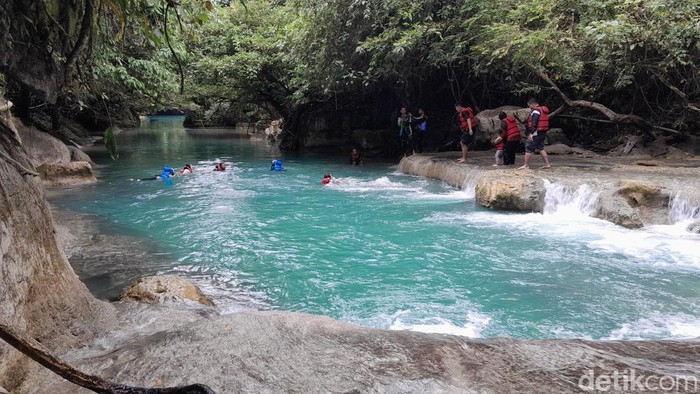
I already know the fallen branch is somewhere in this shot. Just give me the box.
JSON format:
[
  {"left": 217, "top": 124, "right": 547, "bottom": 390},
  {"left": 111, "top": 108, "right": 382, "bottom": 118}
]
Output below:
[
  {"left": 0, "top": 322, "right": 215, "bottom": 394},
  {"left": 555, "top": 115, "right": 681, "bottom": 135},
  {"left": 535, "top": 70, "right": 658, "bottom": 140}
]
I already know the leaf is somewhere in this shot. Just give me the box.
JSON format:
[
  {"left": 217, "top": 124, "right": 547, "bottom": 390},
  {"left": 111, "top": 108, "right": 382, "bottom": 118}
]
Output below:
[{"left": 104, "top": 127, "right": 118, "bottom": 160}]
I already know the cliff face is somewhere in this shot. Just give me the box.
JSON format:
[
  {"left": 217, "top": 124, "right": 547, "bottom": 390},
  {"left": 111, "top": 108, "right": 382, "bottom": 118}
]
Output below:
[{"left": 0, "top": 119, "right": 115, "bottom": 389}]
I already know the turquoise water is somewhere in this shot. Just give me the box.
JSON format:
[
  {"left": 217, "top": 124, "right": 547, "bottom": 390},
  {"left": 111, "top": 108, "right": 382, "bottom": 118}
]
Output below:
[{"left": 50, "top": 118, "right": 700, "bottom": 340}]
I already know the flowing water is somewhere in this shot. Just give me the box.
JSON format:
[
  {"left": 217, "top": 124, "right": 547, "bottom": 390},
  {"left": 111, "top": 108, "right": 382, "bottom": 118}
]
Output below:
[{"left": 49, "top": 117, "right": 700, "bottom": 341}]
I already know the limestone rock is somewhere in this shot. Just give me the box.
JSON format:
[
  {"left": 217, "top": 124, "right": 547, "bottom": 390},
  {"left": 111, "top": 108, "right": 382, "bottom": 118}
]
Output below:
[
  {"left": 594, "top": 190, "right": 644, "bottom": 228},
  {"left": 16, "top": 120, "right": 71, "bottom": 167},
  {"left": 120, "top": 275, "right": 215, "bottom": 306},
  {"left": 0, "top": 126, "right": 116, "bottom": 388},
  {"left": 265, "top": 119, "right": 284, "bottom": 142},
  {"left": 546, "top": 128, "right": 570, "bottom": 145},
  {"left": 545, "top": 143, "right": 574, "bottom": 155},
  {"left": 687, "top": 221, "right": 700, "bottom": 234},
  {"left": 616, "top": 180, "right": 666, "bottom": 208},
  {"left": 476, "top": 173, "right": 546, "bottom": 212},
  {"left": 593, "top": 181, "right": 669, "bottom": 228},
  {"left": 68, "top": 145, "right": 93, "bottom": 163},
  {"left": 37, "top": 161, "right": 96, "bottom": 186},
  {"left": 475, "top": 106, "right": 529, "bottom": 146}
]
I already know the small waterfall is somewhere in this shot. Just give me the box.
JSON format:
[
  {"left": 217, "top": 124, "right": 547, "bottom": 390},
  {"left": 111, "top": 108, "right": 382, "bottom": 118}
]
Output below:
[
  {"left": 543, "top": 181, "right": 600, "bottom": 216},
  {"left": 668, "top": 193, "right": 700, "bottom": 224},
  {"left": 460, "top": 167, "right": 483, "bottom": 198}
]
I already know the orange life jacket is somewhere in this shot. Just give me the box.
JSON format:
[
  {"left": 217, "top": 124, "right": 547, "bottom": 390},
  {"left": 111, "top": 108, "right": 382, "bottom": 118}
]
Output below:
[
  {"left": 527, "top": 106, "right": 549, "bottom": 132},
  {"left": 459, "top": 108, "right": 475, "bottom": 131},
  {"left": 503, "top": 116, "right": 522, "bottom": 141}
]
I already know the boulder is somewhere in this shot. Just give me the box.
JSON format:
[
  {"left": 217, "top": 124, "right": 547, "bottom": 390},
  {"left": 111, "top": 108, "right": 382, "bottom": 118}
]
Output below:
[
  {"left": 36, "top": 161, "right": 96, "bottom": 186},
  {"left": 687, "top": 221, "right": 700, "bottom": 234},
  {"left": 544, "top": 143, "right": 574, "bottom": 155},
  {"left": 546, "top": 128, "right": 570, "bottom": 145},
  {"left": 594, "top": 190, "right": 644, "bottom": 229},
  {"left": 616, "top": 180, "right": 666, "bottom": 208},
  {"left": 475, "top": 172, "right": 546, "bottom": 212},
  {"left": 16, "top": 120, "right": 71, "bottom": 167},
  {"left": 593, "top": 180, "right": 670, "bottom": 228},
  {"left": 68, "top": 145, "right": 93, "bottom": 163},
  {"left": 475, "top": 106, "right": 530, "bottom": 146},
  {"left": 647, "top": 138, "right": 669, "bottom": 157},
  {"left": 265, "top": 118, "right": 284, "bottom": 142},
  {"left": 120, "top": 275, "right": 215, "bottom": 306}
]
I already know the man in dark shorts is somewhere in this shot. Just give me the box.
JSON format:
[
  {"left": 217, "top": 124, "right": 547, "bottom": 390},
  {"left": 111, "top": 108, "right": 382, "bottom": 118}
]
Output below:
[
  {"left": 519, "top": 98, "right": 552, "bottom": 169},
  {"left": 455, "top": 103, "right": 475, "bottom": 163}
]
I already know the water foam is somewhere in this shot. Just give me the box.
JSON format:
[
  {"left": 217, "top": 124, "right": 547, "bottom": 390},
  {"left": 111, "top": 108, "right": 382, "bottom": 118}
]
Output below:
[
  {"left": 389, "top": 311, "right": 492, "bottom": 338},
  {"left": 668, "top": 193, "right": 700, "bottom": 224},
  {"left": 543, "top": 181, "right": 600, "bottom": 216},
  {"left": 460, "top": 167, "right": 484, "bottom": 199},
  {"left": 605, "top": 313, "right": 700, "bottom": 340}
]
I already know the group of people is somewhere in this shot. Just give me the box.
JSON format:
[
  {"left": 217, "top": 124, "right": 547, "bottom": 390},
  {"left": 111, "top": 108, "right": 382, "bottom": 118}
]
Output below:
[
  {"left": 453, "top": 98, "right": 551, "bottom": 169},
  {"left": 398, "top": 107, "right": 428, "bottom": 156},
  {"left": 398, "top": 98, "right": 551, "bottom": 169}
]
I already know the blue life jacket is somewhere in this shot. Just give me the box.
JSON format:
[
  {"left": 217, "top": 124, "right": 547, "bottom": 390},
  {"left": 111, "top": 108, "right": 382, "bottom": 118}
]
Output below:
[
  {"left": 270, "top": 160, "right": 285, "bottom": 171},
  {"left": 160, "top": 166, "right": 175, "bottom": 179}
]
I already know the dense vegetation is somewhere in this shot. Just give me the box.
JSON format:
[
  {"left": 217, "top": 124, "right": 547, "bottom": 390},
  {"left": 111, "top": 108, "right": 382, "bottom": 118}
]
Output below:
[{"left": 2, "top": 0, "right": 699, "bottom": 150}]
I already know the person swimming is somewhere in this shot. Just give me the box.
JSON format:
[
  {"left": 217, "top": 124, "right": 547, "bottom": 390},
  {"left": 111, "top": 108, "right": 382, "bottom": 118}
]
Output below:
[
  {"left": 130, "top": 166, "right": 175, "bottom": 181},
  {"left": 270, "top": 159, "right": 285, "bottom": 171},
  {"left": 213, "top": 162, "right": 227, "bottom": 171},
  {"left": 157, "top": 166, "right": 175, "bottom": 179},
  {"left": 179, "top": 164, "right": 193, "bottom": 175},
  {"left": 321, "top": 173, "right": 333, "bottom": 185}
]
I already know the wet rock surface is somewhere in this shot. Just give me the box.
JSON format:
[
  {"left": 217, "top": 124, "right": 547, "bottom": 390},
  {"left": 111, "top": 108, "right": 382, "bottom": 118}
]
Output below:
[
  {"left": 37, "top": 161, "right": 96, "bottom": 186},
  {"left": 24, "top": 307, "right": 700, "bottom": 393},
  {"left": 120, "top": 275, "right": 215, "bottom": 306},
  {"left": 399, "top": 152, "right": 700, "bottom": 228},
  {"left": 16, "top": 119, "right": 71, "bottom": 167},
  {"left": 0, "top": 131, "right": 116, "bottom": 389},
  {"left": 476, "top": 172, "right": 545, "bottom": 212}
]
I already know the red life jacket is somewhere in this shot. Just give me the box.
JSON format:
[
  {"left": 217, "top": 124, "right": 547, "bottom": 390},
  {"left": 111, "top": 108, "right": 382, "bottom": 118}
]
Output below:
[
  {"left": 459, "top": 108, "right": 475, "bottom": 131},
  {"left": 527, "top": 106, "right": 550, "bottom": 132},
  {"left": 322, "top": 177, "right": 331, "bottom": 185},
  {"left": 503, "top": 116, "right": 522, "bottom": 141}
]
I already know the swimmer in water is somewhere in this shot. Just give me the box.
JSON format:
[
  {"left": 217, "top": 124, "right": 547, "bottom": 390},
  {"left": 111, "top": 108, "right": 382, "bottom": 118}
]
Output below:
[{"left": 179, "top": 164, "right": 193, "bottom": 175}]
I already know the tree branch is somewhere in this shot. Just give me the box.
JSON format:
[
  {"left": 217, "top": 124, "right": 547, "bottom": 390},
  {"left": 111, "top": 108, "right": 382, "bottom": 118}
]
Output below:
[
  {"left": 653, "top": 71, "right": 700, "bottom": 114},
  {"left": 164, "top": 3, "right": 185, "bottom": 95},
  {"left": 64, "top": 0, "right": 96, "bottom": 83},
  {"left": 535, "top": 70, "right": 658, "bottom": 139}
]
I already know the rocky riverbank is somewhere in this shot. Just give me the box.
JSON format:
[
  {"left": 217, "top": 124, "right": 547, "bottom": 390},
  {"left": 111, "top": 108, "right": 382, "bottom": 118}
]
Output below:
[
  {"left": 399, "top": 151, "right": 700, "bottom": 229},
  {"left": 19, "top": 173, "right": 699, "bottom": 393},
  {"left": 2, "top": 117, "right": 699, "bottom": 392}
]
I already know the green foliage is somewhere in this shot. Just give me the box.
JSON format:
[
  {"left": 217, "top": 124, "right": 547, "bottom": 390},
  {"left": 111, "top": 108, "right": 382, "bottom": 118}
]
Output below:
[{"left": 104, "top": 127, "right": 119, "bottom": 160}]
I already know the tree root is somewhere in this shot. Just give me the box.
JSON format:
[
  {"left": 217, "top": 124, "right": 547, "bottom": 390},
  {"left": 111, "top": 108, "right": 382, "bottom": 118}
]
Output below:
[{"left": 0, "top": 322, "right": 216, "bottom": 393}]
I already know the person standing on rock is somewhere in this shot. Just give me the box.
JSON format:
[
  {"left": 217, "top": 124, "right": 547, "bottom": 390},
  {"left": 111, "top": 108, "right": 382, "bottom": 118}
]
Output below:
[
  {"left": 413, "top": 108, "right": 428, "bottom": 153},
  {"left": 519, "top": 99, "right": 551, "bottom": 170},
  {"left": 455, "top": 103, "right": 475, "bottom": 163},
  {"left": 398, "top": 107, "right": 414, "bottom": 157},
  {"left": 496, "top": 112, "right": 522, "bottom": 166}
]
